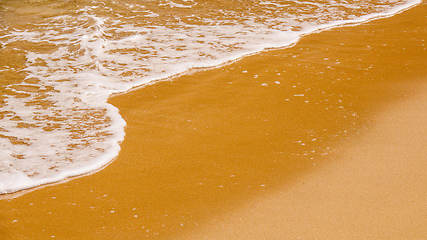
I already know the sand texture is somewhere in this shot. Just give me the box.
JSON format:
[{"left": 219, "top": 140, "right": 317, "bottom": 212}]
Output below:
[
  {"left": 179, "top": 83, "right": 427, "bottom": 239},
  {"left": 1, "top": 2, "right": 426, "bottom": 240}
]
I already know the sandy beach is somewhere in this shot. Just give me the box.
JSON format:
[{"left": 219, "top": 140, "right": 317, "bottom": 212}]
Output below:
[
  {"left": 178, "top": 83, "right": 427, "bottom": 239},
  {"left": 1, "top": 2, "right": 426, "bottom": 240}
]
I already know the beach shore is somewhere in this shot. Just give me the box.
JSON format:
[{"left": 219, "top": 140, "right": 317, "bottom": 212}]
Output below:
[
  {"left": 177, "top": 82, "right": 427, "bottom": 239},
  {"left": 1, "top": 2, "right": 426, "bottom": 239}
]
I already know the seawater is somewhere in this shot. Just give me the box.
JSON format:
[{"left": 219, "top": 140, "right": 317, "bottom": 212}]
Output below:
[{"left": 0, "top": 0, "right": 420, "bottom": 194}]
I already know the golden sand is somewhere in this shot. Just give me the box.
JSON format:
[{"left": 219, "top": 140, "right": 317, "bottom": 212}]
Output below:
[
  {"left": 1, "top": 3, "right": 426, "bottom": 239},
  {"left": 178, "top": 83, "right": 427, "bottom": 239}
]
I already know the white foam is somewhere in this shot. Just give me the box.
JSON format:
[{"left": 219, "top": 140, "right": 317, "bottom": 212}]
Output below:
[{"left": 0, "top": 0, "right": 421, "bottom": 194}]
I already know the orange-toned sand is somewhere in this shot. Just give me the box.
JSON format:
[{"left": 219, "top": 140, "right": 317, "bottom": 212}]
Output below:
[
  {"left": 1, "top": 3, "right": 426, "bottom": 240},
  {"left": 178, "top": 84, "right": 427, "bottom": 239}
]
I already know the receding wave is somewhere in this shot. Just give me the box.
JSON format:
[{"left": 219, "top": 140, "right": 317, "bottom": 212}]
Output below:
[{"left": 0, "top": 0, "right": 421, "bottom": 194}]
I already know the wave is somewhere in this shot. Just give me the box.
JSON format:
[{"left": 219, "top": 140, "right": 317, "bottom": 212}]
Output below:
[{"left": 0, "top": 0, "right": 421, "bottom": 194}]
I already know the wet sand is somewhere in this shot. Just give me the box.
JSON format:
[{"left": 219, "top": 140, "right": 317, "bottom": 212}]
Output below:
[
  {"left": 179, "top": 83, "right": 427, "bottom": 239},
  {"left": 1, "top": 2, "right": 426, "bottom": 240}
]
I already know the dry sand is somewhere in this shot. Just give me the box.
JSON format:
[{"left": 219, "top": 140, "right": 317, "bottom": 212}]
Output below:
[{"left": 1, "top": 2, "right": 426, "bottom": 240}]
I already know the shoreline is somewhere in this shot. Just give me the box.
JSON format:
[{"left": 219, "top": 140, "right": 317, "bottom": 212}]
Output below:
[
  {"left": 1, "top": 2, "right": 426, "bottom": 239},
  {"left": 111, "top": 0, "right": 421, "bottom": 99},
  {"left": 0, "top": 0, "right": 421, "bottom": 196}
]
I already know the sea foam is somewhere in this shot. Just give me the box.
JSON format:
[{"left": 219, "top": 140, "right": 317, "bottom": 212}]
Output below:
[{"left": 0, "top": 0, "right": 421, "bottom": 194}]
